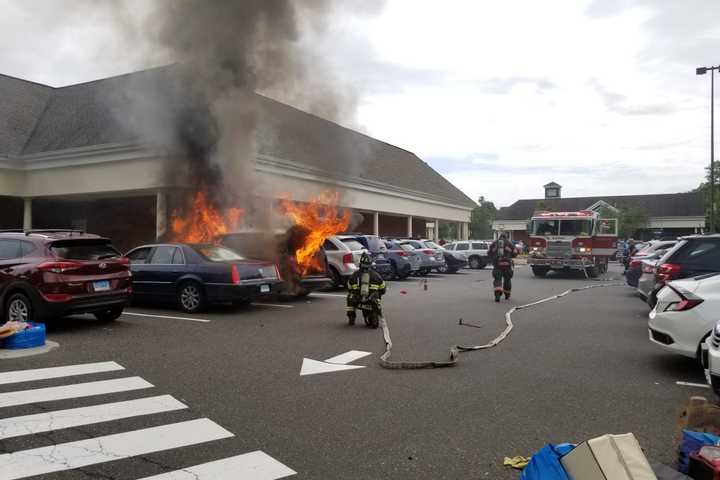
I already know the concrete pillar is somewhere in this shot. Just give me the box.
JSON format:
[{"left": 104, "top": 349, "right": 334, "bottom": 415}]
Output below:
[
  {"left": 373, "top": 211, "right": 380, "bottom": 236},
  {"left": 434, "top": 218, "right": 440, "bottom": 242},
  {"left": 156, "top": 191, "right": 167, "bottom": 240},
  {"left": 23, "top": 198, "right": 32, "bottom": 230},
  {"left": 463, "top": 222, "right": 470, "bottom": 240},
  {"left": 407, "top": 216, "right": 413, "bottom": 238}
]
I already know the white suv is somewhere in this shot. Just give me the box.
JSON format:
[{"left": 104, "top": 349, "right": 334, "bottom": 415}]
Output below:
[
  {"left": 322, "top": 235, "right": 366, "bottom": 287},
  {"left": 444, "top": 240, "right": 491, "bottom": 269}
]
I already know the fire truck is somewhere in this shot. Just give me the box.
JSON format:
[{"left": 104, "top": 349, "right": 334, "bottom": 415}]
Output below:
[{"left": 526, "top": 210, "right": 618, "bottom": 277}]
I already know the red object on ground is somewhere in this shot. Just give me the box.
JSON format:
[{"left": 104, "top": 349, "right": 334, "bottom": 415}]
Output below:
[{"left": 400, "top": 290, "right": 407, "bottom": 294}]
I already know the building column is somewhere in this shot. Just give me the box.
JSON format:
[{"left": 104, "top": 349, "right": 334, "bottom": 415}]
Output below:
[
  {"left": 373, "top": 211, "right": 380, "bottom": 236},
  {"left": 156, "top": 191, "right": 167, "bottom": 240},
  {"left": 434, "top": 218, "right": 440, "bottom": 242},
  {"left": 23, "top": 198, "right": 32, "bottom": 230},
  {"left": 407, "top": 216, "right": 413, "bottom": 238},
  {"left": 463, "top": 222, "right": 470, "bottom": 240}
]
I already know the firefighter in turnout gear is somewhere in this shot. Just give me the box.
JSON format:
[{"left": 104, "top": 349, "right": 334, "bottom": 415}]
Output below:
[
  {"left": 346, "top": 252, "right": 386, "bottom": 328},
  {"left": 488, "top": 233, "right": 517, "bottom": 302}
]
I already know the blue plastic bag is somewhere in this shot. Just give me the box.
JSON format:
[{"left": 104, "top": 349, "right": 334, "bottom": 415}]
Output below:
[
  {"left": 520, "top": 443, "right": 575, "bottom": 480},
  {"left": 678, "top": 430, "right": 720, "bottom": 474}
]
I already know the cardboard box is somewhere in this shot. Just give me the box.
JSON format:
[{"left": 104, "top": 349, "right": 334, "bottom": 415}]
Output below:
[{"left": 561, "top": 433, "right": 657, "bottom": 480}]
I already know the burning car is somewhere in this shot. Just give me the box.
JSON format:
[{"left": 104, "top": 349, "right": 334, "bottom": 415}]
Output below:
[{"left": 219, "top": 227, "right": 332, "bottom": 297}]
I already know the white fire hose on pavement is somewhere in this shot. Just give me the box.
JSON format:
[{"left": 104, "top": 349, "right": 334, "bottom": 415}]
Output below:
[{"left": 378, "top": 273, "right": 625, "bottom": 370}]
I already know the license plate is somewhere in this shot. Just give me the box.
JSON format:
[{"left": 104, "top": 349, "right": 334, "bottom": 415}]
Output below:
[
  {"left": 411, "top": 265, "right": 420, "bottom": 271},
  {"left": 260, "top": 284, "right": 270, "bottom": 293},
  {"left": 376, "top": 254, "right": 385, "bottom": 259},
  {"left": 93, "top": 280, "right": 110, "bottom": 292}
]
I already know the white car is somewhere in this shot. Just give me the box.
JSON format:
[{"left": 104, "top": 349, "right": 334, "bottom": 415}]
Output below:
[
  {"left": 648, "top": 273, "right": 720, "bottom": 361},
  {"left": 322, "top": 235, "right": 365, "bottom": 287},
  {"left": 444, "top": 240, "right": 491, "bottom": 269},
  {"left": 704, "top": 322, "right": 720, "bottom": 396}
]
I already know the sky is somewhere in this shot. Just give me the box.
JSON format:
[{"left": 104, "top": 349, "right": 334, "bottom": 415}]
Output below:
[{"left": 1, "top": 0, "right": 719, "bottom": 207}]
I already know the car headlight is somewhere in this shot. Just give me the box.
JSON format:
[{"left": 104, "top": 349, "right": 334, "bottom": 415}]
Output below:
[
  {"left": 532, "top": 247, "right": 539, "bottom": 251},
  {"left": 714, "top": 322, "right": 720, "bottom": 337},
  {"left": 577, "top": 247, "right": 592, "bottom": 253}
]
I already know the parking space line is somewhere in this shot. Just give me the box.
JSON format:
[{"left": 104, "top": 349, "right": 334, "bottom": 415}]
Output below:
[
  {"left": 676, "top": 381, "right": 711, "bottom": 389},
  {"left": 0, "top": 395, "right": 187, "bottom": 440},
  {"left": 0, "top": 361, "right": 124, "bottom": 386},
  {"left": 136, "top": 451, "right": 297, "bottom": 480},
  {"left": 0, "top": 377, "right": 153, "bottom": 408},
  {"left": 309, "top": 292, "right": 346, "bottom": 298},
  {"left": 0, "top": 418, "right": 234, "bottom": 480},
  {"left": 250, "top": 303, "right": 295, "bottom": 309},
  {"left": 123, "top": 311, "right": 211, "bottom": 323}
]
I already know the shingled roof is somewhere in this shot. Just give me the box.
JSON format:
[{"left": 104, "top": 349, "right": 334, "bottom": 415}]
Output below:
[
  {"left": 496, "top": 191, "right": 704, "bottom": 220},
  {"left": 0, "top": 67, "right": 476, "bottom": 208}
]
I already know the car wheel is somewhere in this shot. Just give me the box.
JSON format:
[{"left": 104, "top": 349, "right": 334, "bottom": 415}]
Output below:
[
  {"left": 469, "top": 256, "right": 481, "bottom": 269},
  {"left": 390, "top": 261, "right": 400, "bottom": 280},
  {"left": 447, "top": 267, "right": 459, "bottom": 274},
  {"left": 177, "top": 282, "right": 206, "bottom": 313},
  {"left": 329, "top": 266, "right": 342, "bottom": 288},
  {"left": 5, "top": 292, "right": 32, "bottom": 322},
  {"left": 437, "top": 263, "right": 448, "bottom": 273},
  {"left": 531, "top": 266, "right": 550, "bottom": 277},
  {"left": 93, "top": 307, "right": 124, "bottom": 322}
]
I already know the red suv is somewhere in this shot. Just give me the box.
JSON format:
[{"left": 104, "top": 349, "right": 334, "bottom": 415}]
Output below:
[{"left": 0, "top": 230, "right": 131, "bottom": 322}]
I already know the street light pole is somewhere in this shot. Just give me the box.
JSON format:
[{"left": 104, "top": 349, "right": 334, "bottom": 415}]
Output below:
[{"left": 697, "top": 65, "right": 719, "bottom": 233}]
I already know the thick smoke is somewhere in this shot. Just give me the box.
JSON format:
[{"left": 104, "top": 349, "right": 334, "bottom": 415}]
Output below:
[{"left": 116, "top": 0, "right": 383, "bottom": 231}]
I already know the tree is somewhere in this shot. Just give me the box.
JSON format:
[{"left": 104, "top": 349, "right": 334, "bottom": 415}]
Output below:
[
  {"left": 469, "top": 196, "right": 497, "bottom": 239},
  {"left": 597, "top": 205, "right": 648, "bottom": 239},
  {"left": 693, "top": 163, "right": 720, "bottom": 232}
]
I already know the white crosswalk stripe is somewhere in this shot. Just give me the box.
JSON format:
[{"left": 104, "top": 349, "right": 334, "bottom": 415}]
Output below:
[
  {"left": 0, "top": 362, "right": 297, "bottom": 480},
  {"left": 0, "top": 376, "right": 153, "bottom": 408},
  {"left": 136, "top": 451, "right": 297, "bottom": 480},
  {"left": 0, "top": 361, "right": 124, "bottom": 385},
  {"left": 0, "top": 395, "right": 187, "bottom": 440}
]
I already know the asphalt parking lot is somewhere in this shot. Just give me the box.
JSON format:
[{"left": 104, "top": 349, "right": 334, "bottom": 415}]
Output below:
[{"left": 0, "top": 263, "right": 710, "bottom": 479}]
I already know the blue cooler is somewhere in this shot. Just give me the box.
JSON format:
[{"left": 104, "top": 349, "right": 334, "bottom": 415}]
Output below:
[{"left": 0, "top": 323, "right": 46, "bottom": 349}]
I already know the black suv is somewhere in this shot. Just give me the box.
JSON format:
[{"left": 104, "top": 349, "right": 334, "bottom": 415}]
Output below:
[
  {"left": 648, "top": 234, "right": 720, "bottom": 307},
  {"left": 0, "top": 230, "right": 131, "bottom": 322}
]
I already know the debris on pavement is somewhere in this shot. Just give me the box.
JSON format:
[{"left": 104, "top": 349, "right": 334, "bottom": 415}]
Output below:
[
  {"left": 0, "top": 322, "right": 46, "bottom": 349},
  {"left": 503, "top": 455, "right": 531, "bottom": 469}
]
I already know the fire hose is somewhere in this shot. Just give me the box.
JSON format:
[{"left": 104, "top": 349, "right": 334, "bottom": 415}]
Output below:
[{"left": 378, "top": 280, "right": 625, "bottom": 370}]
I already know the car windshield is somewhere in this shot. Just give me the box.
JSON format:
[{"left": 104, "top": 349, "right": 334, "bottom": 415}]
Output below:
[
  {"left": 194, "top": 245, "right": 245, "bottom": 262},
  {"left": 424, "top": 241, "right": 441, "bottom": 249},
  {"left": 341, "top": 239, "right": 365, "bottom": 251},
  {"left": 50, "top": 239, "right": 121, "bottom": 260},
  {"left": 399, "top": 244, "right": 415, "bottom": 252}
]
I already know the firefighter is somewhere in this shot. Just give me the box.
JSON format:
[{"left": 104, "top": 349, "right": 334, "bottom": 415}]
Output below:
[
  {"left": 346, "top": 252, "right": 386, "bottom": 328},
  {"left": 488, "top": 233, "right": 517, "bottom": 302}
]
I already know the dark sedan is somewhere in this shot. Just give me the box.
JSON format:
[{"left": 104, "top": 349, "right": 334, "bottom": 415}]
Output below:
[{"left": 126, "top": 243, "right": 282, "bottom": 313}]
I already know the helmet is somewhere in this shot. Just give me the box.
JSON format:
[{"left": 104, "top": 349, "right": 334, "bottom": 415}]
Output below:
[
  {"left": 359, "top": 252, "right": 373, "bottom": 270},
  {"left": 499, "top": 232, "right": 508, "bottom": 240}
]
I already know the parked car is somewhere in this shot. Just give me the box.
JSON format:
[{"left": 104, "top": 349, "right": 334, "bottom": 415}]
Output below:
[
  {"left": 637, "top": 256, "right": 664, "bottom": 301},
  {"left": 648, "top": 272, "right": 720, "bottom": 362},
  {"left": 351, "top": 235, "right": 394, "bottom": 279},
  {"left": 220, "top": 228, "right": 331, "bottom": 297},
  {"left": 626, "top": 247, "right": 672, "bottom": 288},
  {"left": 437, "top": 246, "right": 467, "bottom": 274},
  {"left": 646, "top": 234, "right": 720, "bottom": 308},
  {"left": 322, "top": 235, "right": 360, "bottom": 287},
  {"left": 126, "top": 243, "right": 282, "bottom": 313},
  {"left": 383, "top": 240, "right": 422, "bottom": 279},
  {"left": 704, "top": 319, "right": 720, "bottom": 395},
  {"left": 0, "top": 229, "right": 131, "bottom": 322},
  {"left": 444, "top": 240, "right": 490, "bottom": 269},
  {"left": 397, "top": 239, "right": 444, "bottom": 275}
]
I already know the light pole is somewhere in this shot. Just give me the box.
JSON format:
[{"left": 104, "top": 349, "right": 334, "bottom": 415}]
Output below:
[{"left": 697, "top": 65, "right": 719, "bottom": 233}]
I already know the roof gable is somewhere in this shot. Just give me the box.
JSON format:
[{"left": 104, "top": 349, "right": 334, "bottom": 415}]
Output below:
[{"left": 0, "top": 74, "right": 53, "bottom": 156}]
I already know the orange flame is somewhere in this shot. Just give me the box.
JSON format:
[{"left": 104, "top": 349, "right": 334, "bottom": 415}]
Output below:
[
  {"left": 170, "top": 187, "right": 243, "bottom": 244},
  {"left": 279, "top": 192, "right": 351, "bottom": 275}
]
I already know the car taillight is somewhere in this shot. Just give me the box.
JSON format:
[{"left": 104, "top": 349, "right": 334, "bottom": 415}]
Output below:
[
  {"left": 665, "top": 285, "right": 704, "bottom": 312},
  {"left": 630, "top": 259, "right": 641, "bottom": 268},
  {"left": 117, "top": 257, "right": 130, "bottom": 266},
  {"left": 422, "top": 249, "right": 434, "bottom": 255},
  {"left": 397, "top": 251, "right": 407, "bottom": 257},
  {"left": 656, "top": 263, "right": 682, "bottom": 283},
  {"left": 642, "top": 264, "right": 654, "bottom": 274},
  {"left": 38, "top": 261, "right": 82, "bottom": 274},
  {"left": 342, "top": 253, "right": 353, "bottom": 264},
  {"left": 275, "top": 265, "right": 282, "bottom": 281},
  {"left": 231, "top": 265, "right": 241, "bottom": 284}
]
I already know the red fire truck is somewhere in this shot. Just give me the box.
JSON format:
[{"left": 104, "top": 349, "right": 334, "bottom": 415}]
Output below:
[{"left": 526, "top": 210, "right": 618, "bottom": 277}]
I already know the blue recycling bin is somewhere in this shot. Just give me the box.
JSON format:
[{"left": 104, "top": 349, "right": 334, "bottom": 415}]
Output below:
[{"left": 0, "top": 323, "right": 46, "bottom": 349}]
